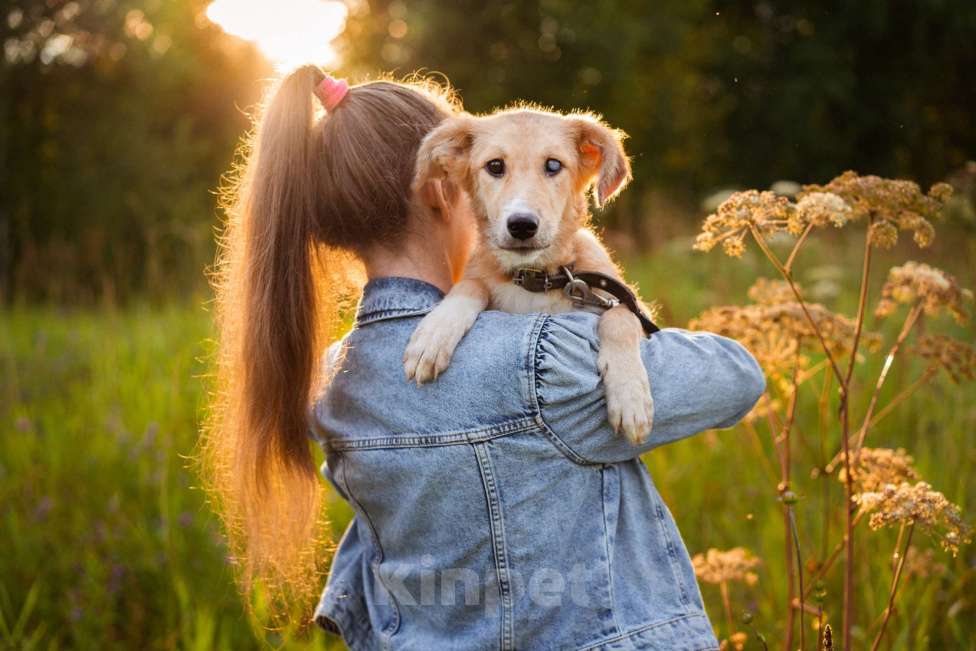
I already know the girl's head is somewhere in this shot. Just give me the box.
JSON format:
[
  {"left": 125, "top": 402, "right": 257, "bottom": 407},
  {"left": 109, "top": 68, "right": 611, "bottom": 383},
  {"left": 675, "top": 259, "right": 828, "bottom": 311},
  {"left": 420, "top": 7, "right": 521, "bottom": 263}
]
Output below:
[{"left": 204, "top": 66, "right": 461, "bottom": 614}]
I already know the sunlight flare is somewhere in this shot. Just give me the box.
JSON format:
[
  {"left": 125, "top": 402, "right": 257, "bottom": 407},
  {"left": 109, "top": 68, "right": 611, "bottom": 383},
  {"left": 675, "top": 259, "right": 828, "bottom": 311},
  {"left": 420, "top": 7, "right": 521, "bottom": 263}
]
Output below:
[{"left": 206, "top": 0, "right": 348, "bottom": 69}]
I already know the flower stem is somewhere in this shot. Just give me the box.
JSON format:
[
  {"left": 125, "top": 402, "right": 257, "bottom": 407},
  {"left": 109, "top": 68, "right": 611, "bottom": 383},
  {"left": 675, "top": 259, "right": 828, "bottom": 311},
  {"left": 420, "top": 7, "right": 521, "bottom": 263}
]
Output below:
[
  {"left": 866, "top": 366, "right": 938, "bottom": 430},
  {"left": 780, "top": 355, "right": 801, "bottom": 651},
  {"left": 720, "top": 580, "right": 735, "bottom": 641},
  {"left": 788, "top": 505, "right": 806, "bottom": 651},
  {"left": 852, "top": 302, "right": 924, "bottom": 454},
  {"left": 870, "top": 523, "right": 915, "bottom": 651},
  {"left": 784, "top": 222, "right": 815, "bottom": 273},
  {"left": 803, "top": 510, "right": 865, "bottom": 600},
  {"left": 839, "top": 216, "right": 875, "bottom": 651},
  {"left": 748, "top": 225, "right": 845, "bottom": 386},
  {"left": 818, "top": 370, "right": 834, "bottom": 565}
]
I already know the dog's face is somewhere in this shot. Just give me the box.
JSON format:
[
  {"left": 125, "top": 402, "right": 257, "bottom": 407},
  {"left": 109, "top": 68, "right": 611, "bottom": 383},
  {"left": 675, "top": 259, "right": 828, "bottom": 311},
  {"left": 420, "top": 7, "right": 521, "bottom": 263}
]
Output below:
[{"left": 414, "top": 109, "right": 631, "bottom": 271}]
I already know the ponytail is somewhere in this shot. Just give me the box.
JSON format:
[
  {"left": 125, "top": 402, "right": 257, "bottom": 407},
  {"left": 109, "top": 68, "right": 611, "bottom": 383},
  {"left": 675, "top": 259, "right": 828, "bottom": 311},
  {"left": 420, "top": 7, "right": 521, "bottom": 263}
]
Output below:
[
  {"left": 202, "top": 67, "right": 460, "bottom": 620},
  {"left": 204, "top": 65, "right": 339, "bottom": 616}
]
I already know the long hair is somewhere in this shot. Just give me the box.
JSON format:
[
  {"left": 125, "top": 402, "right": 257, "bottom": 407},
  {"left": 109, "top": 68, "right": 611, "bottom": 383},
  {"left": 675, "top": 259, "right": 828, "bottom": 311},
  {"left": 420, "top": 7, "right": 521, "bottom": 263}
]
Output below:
[{"left": 202, "top": 66, "right": 458, "bottom": 617}]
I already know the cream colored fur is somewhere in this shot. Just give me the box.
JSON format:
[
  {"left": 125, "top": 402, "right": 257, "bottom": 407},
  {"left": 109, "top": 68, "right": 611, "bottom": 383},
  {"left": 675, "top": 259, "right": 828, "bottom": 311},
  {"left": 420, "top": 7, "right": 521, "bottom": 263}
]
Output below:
[{"left": 403, "top": 108, "right": 654, "bottom": 443}]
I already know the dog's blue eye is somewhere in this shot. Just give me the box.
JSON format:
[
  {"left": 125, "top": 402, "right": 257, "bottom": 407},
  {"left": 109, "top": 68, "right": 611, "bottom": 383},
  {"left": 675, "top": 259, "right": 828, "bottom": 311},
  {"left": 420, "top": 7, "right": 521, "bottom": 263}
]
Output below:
[
  {"left": 485, "top": 159, "right": 505, "bottom": 177},
  {"left": 545, "top": 158, "right": 562, "bottom": 176}
]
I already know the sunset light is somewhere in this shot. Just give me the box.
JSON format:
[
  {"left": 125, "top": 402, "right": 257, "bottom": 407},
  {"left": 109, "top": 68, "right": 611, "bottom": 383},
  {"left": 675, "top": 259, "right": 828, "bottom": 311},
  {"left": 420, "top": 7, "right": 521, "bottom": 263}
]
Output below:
[{"left": 205, "top": 0, "right": 348, "bottom": 69}]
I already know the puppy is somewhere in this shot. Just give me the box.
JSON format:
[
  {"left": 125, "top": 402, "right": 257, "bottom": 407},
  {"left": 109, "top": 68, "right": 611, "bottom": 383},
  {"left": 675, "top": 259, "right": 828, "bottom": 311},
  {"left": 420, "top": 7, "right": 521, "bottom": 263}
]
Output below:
[{"left": 403, "top": 107, "right": 654, "bottom": 443}]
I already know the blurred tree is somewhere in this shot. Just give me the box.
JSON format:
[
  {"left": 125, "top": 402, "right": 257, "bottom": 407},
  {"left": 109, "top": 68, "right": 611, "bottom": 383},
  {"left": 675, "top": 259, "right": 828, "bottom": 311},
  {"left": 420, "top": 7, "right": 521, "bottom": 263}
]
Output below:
[
  {"left": 337, "top": 0, "right": 976, "bottom": 224},
  {"left": 0, "top": 0, "right": 268, "bottom": 302},
  {"left": 1, "top": 0, "right": 973, "bottom": 302}
]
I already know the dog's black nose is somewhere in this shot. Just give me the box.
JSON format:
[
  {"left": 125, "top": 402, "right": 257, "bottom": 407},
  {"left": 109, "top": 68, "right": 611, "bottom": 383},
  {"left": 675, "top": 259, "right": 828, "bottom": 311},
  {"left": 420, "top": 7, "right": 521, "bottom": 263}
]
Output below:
[{"left": 506, "top": 213, "right": 539, "bottom": 240}]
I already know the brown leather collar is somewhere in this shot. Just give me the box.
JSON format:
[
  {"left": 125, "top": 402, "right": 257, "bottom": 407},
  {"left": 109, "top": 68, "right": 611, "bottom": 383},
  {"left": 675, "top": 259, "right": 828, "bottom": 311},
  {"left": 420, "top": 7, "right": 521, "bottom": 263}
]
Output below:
[
  {"left": 512, "top": 267, "right": 573, "bottom": 292},
  {"left": 512, "top": 266, "right": 659, "bottom": 336}
]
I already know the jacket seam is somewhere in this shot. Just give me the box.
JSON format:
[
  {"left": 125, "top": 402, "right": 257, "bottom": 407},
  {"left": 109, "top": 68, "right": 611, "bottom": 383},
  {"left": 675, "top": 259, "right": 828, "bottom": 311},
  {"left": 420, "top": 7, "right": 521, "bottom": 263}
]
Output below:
[
  {"left": 600, "top": 466, "right": 623, "bottom": 638},
  {"left": 576, "top": 612, "right": 714, "bottom": 651},
  {"left": 338, "top": 456, "right": 401, "bottom": 645},
  {"left": 528, "top": 315, "right": 597, "bottom": 466},
  {"left": 473, "top": 442, "right": 515, "bottom": 651},
  {"left": 655, "top": 500, "right": 691, "bottom": 606},
  {"left": 357, "top": 306, "right": 435, "bottom": 326},
  {"left": 326, "top": 417, "right": 537, "bottom": 451}
]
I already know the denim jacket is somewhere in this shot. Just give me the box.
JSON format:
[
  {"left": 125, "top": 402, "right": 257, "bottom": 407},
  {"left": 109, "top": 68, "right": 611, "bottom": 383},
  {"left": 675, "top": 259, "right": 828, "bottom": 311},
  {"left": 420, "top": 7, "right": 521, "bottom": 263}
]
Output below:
[{"left": 310, "top": 277, "right": 765, "bottom": 651}]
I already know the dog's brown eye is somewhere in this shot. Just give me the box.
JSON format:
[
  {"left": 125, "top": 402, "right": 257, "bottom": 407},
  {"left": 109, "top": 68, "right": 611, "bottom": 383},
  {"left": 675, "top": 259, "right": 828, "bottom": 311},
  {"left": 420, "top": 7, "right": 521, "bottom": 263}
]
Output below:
[
  {"left": 545, "top": 158, "right": 563, "bottom": 176},
  {"left": 485, "top": 159, "right": 505, "bottom": 177}
]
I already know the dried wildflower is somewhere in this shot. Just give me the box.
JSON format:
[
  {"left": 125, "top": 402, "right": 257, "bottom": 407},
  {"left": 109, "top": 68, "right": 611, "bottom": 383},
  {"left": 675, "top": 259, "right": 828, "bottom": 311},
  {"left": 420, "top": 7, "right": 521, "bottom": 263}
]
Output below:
[
  {"left": 747, "top": 277, "right": 796, "bottom": 305},
  {"left": 857, "top": 482, "right": 973, "bottom": 555},
  {"left": 839, "top": 448, "right": 920, "bottom": 493},
  {"left": 694, "top": 190, "right": 794, "bottom": 256},
  {"left": 903, "top": 546, "right": 947, "bottom": 579},
  {"left": 875, "top": 262, "right": 972, "bottom": 322},
  {"left": 691, "top": 279, "right": 880, "bottom": 378},
  {"left": 911, "top": 334, "right": 976, "bottom": 383},
  {"left": 929, "top": 182, "right": 954, "bottom": 203},
  {"left": 794, "top": 191, "right": 852, "bottom": 230},
  {"left": 692, "top": 547, "right": 761, "bottom": 585},
  {"left": 691, "top": 304, "right": 800, "bottom": 376},
  {"left": 801, "top": 171, "right": 951, "bottom": 249},
  {"left": 868, "top": 220, "right": 898, "bottom": 249}
]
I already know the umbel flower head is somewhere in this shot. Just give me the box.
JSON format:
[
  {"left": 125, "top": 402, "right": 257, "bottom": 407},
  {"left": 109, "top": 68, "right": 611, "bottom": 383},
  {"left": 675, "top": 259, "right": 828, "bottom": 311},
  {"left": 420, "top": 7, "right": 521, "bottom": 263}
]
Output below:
[
  {"left": 694, "top": 172, "right": 951, "bottom": 257},
  {"left": 800, "top": 171, "right": 952, "bottom": 249},
  {"left": 690, "top": 279, "right": 880, "bottom": 379},
  {"left": 694, "top": 190, "right": 795, "bottom": 257},
  {"left": 747, "top": 277, "right": 796, "bottom": 305},
  {"left": 788, "top": 191, "right": 852, "bottom": 233},
  {"left": 857, "top": 481, "right": 973, "bottom": 556},
  {"left": 875, "top": 262, "right": 972, "bottom": 323},
  {"left": 839, "top": 447, "right": 920, "bottom": 494},
  {"left": 692, "top": 547, "right": 761, "bottom": 585},
  {"left": 911, "top": 334, "right": 976, "bottom": 383}
]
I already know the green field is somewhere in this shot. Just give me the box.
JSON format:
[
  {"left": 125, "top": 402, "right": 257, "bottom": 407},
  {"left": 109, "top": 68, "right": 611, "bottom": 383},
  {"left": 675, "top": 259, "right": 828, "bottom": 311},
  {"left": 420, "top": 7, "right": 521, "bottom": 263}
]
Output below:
[{"left": 2, "top": 234, "right": 973, "bottom": 649}]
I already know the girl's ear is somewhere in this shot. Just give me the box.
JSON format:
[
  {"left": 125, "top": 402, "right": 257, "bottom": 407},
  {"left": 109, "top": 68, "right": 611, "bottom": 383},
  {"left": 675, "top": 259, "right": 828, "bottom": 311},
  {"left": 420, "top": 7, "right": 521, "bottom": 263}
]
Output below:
[
  {"left": 568, "top": 114, "right": 632, "bottom": 208},
  {"left": 420, "top": 178, "right": 455, "bottom": 222},
  {"left": 413, "top": 115, "right": 475, "bottom": 194}
]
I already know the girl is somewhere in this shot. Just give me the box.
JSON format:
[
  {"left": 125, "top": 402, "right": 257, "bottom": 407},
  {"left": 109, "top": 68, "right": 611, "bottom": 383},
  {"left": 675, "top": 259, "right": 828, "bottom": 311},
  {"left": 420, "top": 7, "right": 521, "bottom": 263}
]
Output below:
[{"left": 204, "top": 66, "right": 765, "bottom": 650}]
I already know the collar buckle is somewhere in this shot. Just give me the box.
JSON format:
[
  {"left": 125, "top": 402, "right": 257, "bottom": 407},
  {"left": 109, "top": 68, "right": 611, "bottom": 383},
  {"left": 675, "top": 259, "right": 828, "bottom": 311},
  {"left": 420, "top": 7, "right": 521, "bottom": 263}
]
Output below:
[
  {"left": 513, "top": 268, "right": 553, "bottom": 292},
  {"left": 562, "top": 266, "right": 618, "bottom": 310}
]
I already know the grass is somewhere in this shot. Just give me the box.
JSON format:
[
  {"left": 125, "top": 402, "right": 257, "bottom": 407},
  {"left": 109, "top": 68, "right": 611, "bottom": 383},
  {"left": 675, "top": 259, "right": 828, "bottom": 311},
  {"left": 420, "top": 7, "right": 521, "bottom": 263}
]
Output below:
[{"left": 1, "top": 230, "right": 973, "bottom": 649}]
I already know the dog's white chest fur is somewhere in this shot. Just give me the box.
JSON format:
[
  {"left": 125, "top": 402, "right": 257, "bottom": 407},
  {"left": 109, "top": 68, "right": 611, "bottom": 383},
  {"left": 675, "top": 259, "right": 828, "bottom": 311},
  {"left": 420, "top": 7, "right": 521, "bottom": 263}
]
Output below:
[{"left": 490, "top": 282, "right": 575, "bottom": 314}]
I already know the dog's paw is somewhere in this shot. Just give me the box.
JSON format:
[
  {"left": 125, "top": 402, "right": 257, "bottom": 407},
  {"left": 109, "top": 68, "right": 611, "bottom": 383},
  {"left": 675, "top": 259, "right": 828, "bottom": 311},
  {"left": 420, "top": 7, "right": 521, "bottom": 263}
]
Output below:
[
  {"left": 403, "top": 311, "right": 466, "bottom": 385},
  {"left": 599, "top": 349, "right": 654, "bottom": 445}
]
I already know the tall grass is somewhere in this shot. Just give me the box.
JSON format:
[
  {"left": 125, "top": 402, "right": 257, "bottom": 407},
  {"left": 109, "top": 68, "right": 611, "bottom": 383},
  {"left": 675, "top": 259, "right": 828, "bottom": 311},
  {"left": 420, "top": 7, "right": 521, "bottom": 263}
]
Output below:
[
  {"left": 0, "top": 305, "right": 340, "bottom": 649},
  {"left": 1, "top": 215, "right": 973, "bottom": 648}
]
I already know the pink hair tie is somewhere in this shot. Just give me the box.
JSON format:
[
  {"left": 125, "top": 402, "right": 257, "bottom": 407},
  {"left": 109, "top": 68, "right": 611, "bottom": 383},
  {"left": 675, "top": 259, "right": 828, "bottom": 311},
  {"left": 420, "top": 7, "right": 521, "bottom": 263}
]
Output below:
[{"left": 315, "top": 75, "right": 349, "bottom": 111}]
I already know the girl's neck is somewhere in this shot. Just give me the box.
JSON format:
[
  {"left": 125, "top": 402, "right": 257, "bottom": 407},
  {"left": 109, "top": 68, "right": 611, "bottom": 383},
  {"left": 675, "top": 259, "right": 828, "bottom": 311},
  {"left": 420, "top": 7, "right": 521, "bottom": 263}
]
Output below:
[{"left": 362, "top": 230, "right": 457, "bottom": 295}]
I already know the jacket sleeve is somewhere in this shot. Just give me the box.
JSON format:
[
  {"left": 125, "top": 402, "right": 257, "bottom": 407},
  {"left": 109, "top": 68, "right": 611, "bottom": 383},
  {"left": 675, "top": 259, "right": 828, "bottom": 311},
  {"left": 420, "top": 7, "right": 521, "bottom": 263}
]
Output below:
[{"left": 534, "top": 312, "right": 765, "bottom": 465}]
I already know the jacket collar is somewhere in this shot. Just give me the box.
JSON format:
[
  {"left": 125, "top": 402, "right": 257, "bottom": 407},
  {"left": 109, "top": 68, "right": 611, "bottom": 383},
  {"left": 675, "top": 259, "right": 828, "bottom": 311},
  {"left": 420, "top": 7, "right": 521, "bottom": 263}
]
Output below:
[{"left": 355, "top": 276, "right": 445, "bottom": 326}]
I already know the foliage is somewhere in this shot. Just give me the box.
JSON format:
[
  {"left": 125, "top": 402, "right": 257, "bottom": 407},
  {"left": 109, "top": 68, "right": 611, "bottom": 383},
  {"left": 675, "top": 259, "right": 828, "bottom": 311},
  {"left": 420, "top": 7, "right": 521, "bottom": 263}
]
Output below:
[
  {"left": 338, "top": 0, "right": 976, "bottom": 193},
  {"left": 689, "top": 173, "right": 974, "bottom": 650},
  {"left": 3, "top": 0, "right": 976, "bottom": 300},
  {"left": 0, "top": 0, "right": 268, "bottom": 302},
  {"left": 0, "top": 304, "right": 351, "bottom": 649}
]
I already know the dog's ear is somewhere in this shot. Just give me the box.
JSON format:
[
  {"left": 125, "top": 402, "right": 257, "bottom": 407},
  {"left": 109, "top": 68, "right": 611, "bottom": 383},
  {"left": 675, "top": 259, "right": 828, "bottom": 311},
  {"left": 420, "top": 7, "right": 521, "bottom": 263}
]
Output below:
[
  {"left": 568, "top": 114, "right": 632, "bottom": 208},
  {"left": 413, "top": 115, "right": 475, "bottom": 195}
]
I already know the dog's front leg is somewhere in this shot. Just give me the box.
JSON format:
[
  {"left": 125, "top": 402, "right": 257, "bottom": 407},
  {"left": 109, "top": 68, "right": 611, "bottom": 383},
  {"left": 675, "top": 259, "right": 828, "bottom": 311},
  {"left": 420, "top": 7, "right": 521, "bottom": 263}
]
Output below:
[
  {"left": 404, "top": 278, "right": 490, "bottom": 384},
  {"left": 598, "top": 305, "right": 654, "bottom": 444}
]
